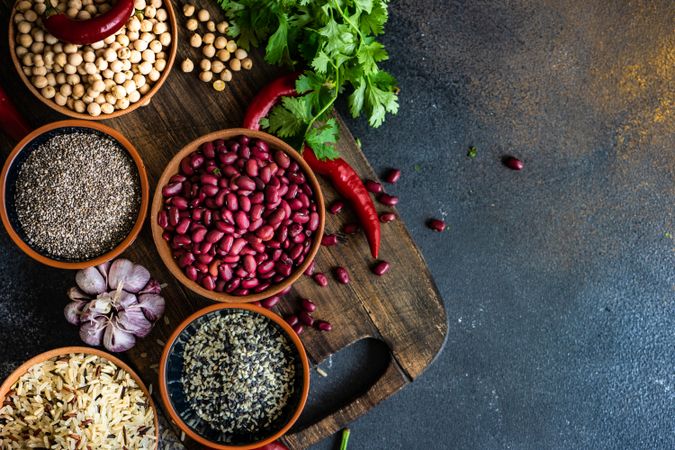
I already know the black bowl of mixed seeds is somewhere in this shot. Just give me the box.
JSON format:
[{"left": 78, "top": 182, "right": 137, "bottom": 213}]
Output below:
[
  {"left": 159, "top": 303, "right": 310, "bottom": 449},
  {"left": 0, "top": 120, "right": 149, "bottom": 269}
]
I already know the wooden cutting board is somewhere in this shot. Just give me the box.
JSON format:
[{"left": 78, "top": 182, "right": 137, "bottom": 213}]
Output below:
[{"left": 0, "top": 1, "right": 448, "bottom": 447}]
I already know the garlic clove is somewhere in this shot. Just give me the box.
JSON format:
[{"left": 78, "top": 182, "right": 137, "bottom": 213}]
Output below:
[
  {"left": 139, "top": 278, "right": 161, "bottom": 295},
  {"left": 67, "top": 287, "right": 90, "bottom": 302},
  {"left": 117, "top": 306, "right": 153, "bottom": 337},
  {"left": 75, "top": 266, "right": 107, "bottom": 295},
  {"left": 80, "top": 317, "right": 107, "bottom": 346},
  {"left": 64, "top": 301, "right": 86, "bottom": 325},
  {"left": 104, "top": 319, "right": 136, "bottom": 352},
  {"left": 109, "top": 259, "right": 151, "bottom": 293},
  {"left": 80, "top": 302, "right": 106, "bottom": 323},
  {"left": 116, "top": 291, "right": 139, "bottom": 310},
  {"left": 138, "top": 293, "right": 165, "bottom": 322},
  {"left": 96, "top": 261, "right": 112, "bottom": 283}
]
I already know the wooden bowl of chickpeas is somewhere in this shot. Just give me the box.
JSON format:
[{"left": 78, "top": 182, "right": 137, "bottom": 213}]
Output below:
[{"left": 8, "top": 0, "right": 178, "bottom": 119}]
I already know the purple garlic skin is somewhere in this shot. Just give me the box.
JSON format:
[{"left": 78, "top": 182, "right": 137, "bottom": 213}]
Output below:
[{"left": 64, "top": 258, "right": 165, "bottom": 352}]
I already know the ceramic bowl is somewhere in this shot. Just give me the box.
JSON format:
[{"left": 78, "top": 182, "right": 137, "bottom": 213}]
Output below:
[
  {"left": 0, "top": 346, "right": 159, "bottom": 449},
  {"left": 0, "top": 120, "right": 149, "bottom": 269},
  {"left": 150, "top": 128, "right": 325, "bottom": 303},
  {"left": 8, "top": 0, "right": 178, "bottom": 120},
  {"left": 159, "top": 303, "right": 310, "bottom": 449}
]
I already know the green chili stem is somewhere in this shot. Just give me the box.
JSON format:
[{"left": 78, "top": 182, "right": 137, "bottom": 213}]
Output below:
[{"left": 339, "top": 428, "right": 351, "bottom": 450}]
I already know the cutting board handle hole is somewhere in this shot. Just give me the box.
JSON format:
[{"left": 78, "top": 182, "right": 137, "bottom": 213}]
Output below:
[{"left": 290, "top": 337, "right": 391, "bottom": 432}]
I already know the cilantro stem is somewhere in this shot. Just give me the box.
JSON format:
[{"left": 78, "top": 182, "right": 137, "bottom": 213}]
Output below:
[
  {"left": 303, "top": 63, "right": 340, "bottom": 140},
  {"left": 332, "top": 0, "right": 363, "bottom": 40},
  {"left": 339, "top": 428, "right": 351, "bottom": 450}
]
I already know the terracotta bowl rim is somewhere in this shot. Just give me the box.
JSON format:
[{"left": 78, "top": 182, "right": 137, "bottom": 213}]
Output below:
[
  {"left": 158, "top": 302, "right": 310, "bottom": 450},
  {"left": 8, "top": 0, "right": 178, "bottom": 120},
  {"left": 0, "top": 120, "right": 149, "bottom": 269},
  {"left": 150, "top": 128, "right": 325, "bottom": 303},
  {"left": 0, "top": 346, "right": 159, "bottom": 450}
]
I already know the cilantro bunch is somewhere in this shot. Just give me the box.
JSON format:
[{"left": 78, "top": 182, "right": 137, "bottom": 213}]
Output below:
[{"left": 217, "top": 0, "right": 399, "bottom": 159}]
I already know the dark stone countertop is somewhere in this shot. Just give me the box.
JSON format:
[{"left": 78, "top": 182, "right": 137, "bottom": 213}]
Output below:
[{"left": 1, "top": 0, "right": 673, "bottom": 449}]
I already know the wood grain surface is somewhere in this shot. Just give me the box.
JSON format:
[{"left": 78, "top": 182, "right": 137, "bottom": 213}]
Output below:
[{"left": 0, "top": 0, "right": 448, "bottom": 448}]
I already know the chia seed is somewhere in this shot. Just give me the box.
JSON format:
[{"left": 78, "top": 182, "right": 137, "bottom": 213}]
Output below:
[
  {"left": 181, "top": 310, "right": 297, "bottom": 440},
  {"left": 14, "top": 131, "right": 141, "bottom": 260}
]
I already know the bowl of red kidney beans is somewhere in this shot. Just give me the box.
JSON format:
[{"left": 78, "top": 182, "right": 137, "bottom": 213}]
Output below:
[{"left": 151, "top": 128, "right": 325, "bottom": 302}]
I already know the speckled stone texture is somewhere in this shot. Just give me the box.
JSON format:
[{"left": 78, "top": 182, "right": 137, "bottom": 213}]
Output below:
[{"left": 0, "top": 0, "right": 673, "bottom": 449}]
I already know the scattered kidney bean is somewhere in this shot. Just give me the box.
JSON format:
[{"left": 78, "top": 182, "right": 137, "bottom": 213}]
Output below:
[
  {"left": 380, "top": 212, "right": 396, "bottom": 223},
  {"left": 315, "top": 320, "right": 333, "bottom": 332},
  {"left": 343, "top": 223, "right": 360, "bottom": 234},
  {"left": 377, "top": 193, "right": 399, "bottom": 206},
  {"left": 503, "top": 156, "right": 524, "bottom": 170},
  {"left": 304, "top": 260, "right": 316, "bottom": 276},
  {"left": 298, "top": 311, "right": 314, "bottom": 327},
  {"left": 372, "top": 260, "right": 390, "bottom": 276},
  {"left": 321, "top": 234, "right": 339, "bottom": 246},
  {"left": 427, "top": 218, "right": 446, "bottom": 232},
  {"left": 383, "top": 169, "right": 401, "bottom": 184},
  {"left": 301, "top": 298, "right": 316, "bottom": 312},
  {"left": 313, "top": 273, "right": 328, "bottom": 287},
  {"left": 261, "top": 295, "right": 281, "bottom": 309},
  {"left": 328, "top": 200, "right": 345, "bottom": 214},
  {"left": 364, "top": 180, "right": 383, "bottom": 193},
  {"left": 335, "top": 267, "right": 350, "bottom": 284}
]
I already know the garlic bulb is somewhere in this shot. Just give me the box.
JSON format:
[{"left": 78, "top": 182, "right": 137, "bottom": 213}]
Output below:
[{"left": 65, "top": 258, "right": 165, "bottom": 352}]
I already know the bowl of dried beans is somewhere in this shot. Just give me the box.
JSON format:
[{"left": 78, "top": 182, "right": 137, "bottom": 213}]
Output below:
[{"left": 151, "top": 128, "right": 325, "bottom": 302}]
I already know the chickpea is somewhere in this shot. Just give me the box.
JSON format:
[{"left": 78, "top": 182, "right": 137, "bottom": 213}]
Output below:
[
  {"left": 141, "top": 50, "right": 155, "bottom": 63},
  {"left": 101, "top": 103, "right": 115, "bottom": 114},
  {"left": 33, "top": 66, "right": 48, "bottom": 76},
  {"left": 45, "top": 33, "right": 58, "bottom": 45},
  {"left": 15, "top": 46, "right": 28, "bottom": 58},
  {"left": 241, "top": 58, "right": 253, "bottom": 70},
  {"left": 98, "top": 3, "right": 111, "bottom": 13},
  {"left": 234, "top": 48, "right": 248, "bottom": 60},
  {"left": 67, "top": 53, "right": 83, "bottom": 66},
  {"left": 17, "top": 21, "right": 31, "bottom": 34},
  {"left": 183, "top": 4, "right": 195, "bottom": 16},
  {"left": 64, "top": 64, "right": 77, "bottom": 75},
  {"left": 150, "top": 0, "right": 161, "bottom": 8},
  {"left": 95, "top": 94, "right": 106, "bottom": 104},
  {"left": 33, "top": 54, "right": 45, "bottom": 67},
  {"left": 213, "top": 80, "right": 225, "bottom": 91},
  {"left": 190, "top": 33, "right": 202, "bottom": 48},
  {"left": 127, "top": 17, "right": 141, "bottom": 32},
  {"left": 31, "top": 42, "right": 45, "bottom": 54},
  {"left": 153, "top": 22, "right": 167, "bottom": 35},
  {"left": 101, "top": 48, "right": 115, "bottom": 63},
  {"left": 207, "top": 21, "right": 216, "bottom": 32},
  {"left": 22, "top": 67, "right": 31, "bottom": 77},
  {"left": 129, "top": 90, "right": 141, "bottom": 103},
  {"left": 85, "top": 4, "right": 97, "bottom": 14},
  {"left": 133, "top": 39, "right": 148, "bottom": 52},
  {"left": 82, "top": 62, "right": 96, "bottom": 74},
  {"left": 90, "top": 40, "right": 105, "bottom": 50},
  {"left": 102, "top": 68, "right": 114, "bottom": 79},
  {"left": 113, "top": 72, "right": 126, "bottom": 84},
  {"left": 14, "top": 13, "right": 25, "bottom": 24},
  {"left": 229, "top": 58, "right": 241, "bottom": 71},
  {"left": 115, "top": 97, "right": 130, "bottom": 110},
  {"left": 66, "top": 74, "right": 81, "bottom": 85},
  {"left": 69, "top": 0, "right": 83, "bottom": 8},
  {"left": 82, "top": 50, "right": 96, "bottom": 63},
  {"left": 18, "top": 31, "right": 34, "bottom": 46},
  {"left": 95, "top": 57, "right": 108, "bottom": 71},
  {"left": 144, "top": 6, "right": 156, "bottom": 19},
  {"left": 124, "top": 70, "right": 134, "bottom": 80},
  {"left": 53, "top": 92, "right": 67, "bottom": 106},
  {"left": 87, "top": 102, "right": 101, "bottom": 116},
  {"left": 133, "top": 74, "right": 146, "bottom": 88},
  {"left": 116, "top": 34, "right": 130, "bottom": 47},
  {"left": 41, "top": 85, "right": 56, "bottom": 99},
  {"left": 197, "top": 9, "right": 209, "bottom": 22},
  {"left": 86, "top": 88, "right": 100, "bottom": 99},
  {"left": 156, "top": 8, "right": 167, "bottom": 21},
  {"left": 56, "top": 73, "right": 67, "bottom": 85},
  {"left": 72, "top": 100, "right": 85, "bottom": 112},
  {"left": 77, "top": 65, "right": 88, "bottom": 76},
  {"left": 203, "top": 33, "right": 215, "bottom": 45},
  {"left": 149, "top": 40, "right": 162, "bottom": 53},
  {"left": 109, "top": 42, "right": 122, "bottom": 52},
  {"left": 43, "top": 52, "right": 54, "bottom": 66},
  {"left": 66, "top": 8, "right": 79, "bottom": 18},
  {"left": 24, "top": 10, "right": 38, "bottom": 22},
  {"left": 181, "top": 58, "right": 194, "bottom": 73},
  {"left": 66, "top": 98, "right": 74, "bottom": 109},
  {"left": 127, "top": 30, "right": 140, "bottom": 41},
  {"left": 117, "top": 47, "right": 131, "bottom": 60},
  {"left": 194, "top": 56, "right": 210, "bottom": 71},
  {"left": 129, "top": 50, "right": 142, "bottom": 64},
  {"left": 109, "top": 60, "right": 123, "bottom": 73},
  {"left": 34, "top": 3, "right": 46, "bottom": 15},
  {"left": 134, "top": 0, "right": 146, "bottom": 9},
  {"left": 103, "top": 34, "right": 116, "bottom": 45},
  {"left": 110, "top": 85, "right": 126, "bottom": 99},
  {"left": 226, "top": 40, "right": 237, "bottom": 53},
  {"left": 46, "top": 74, "right": 56, "bottom": 86},
  {"left": 32, "top": 76, "right": 48, "bottom": 89},
  {"left": 156, "top": 51, "right": 166, "bottom": 60},
  {"left": 220, "top": 69, "right": 232, "bottom": 82},
  {"left": 214, "top": 36, "right": 227, "bottom": 50},
  {"left": 76, "top": 11, "right": 91, "bottom": 20},
  {"left": 141, "top": 32, "right": 154, "bottom": 43},
  {"left": 216, "top": 49, "right": 230, "bottom": 62},
  {"left": 104, "top": 93, "right": 116, "bottom": 104},
  {"left": 16, "top": 0, "right": 31, "bottom": 12},
  {"left": 199, "top": 71, "right": 213, "bottom": 82},
  {"left": 138, "top": 61, "right": 153, "bottom": 75},
  {"left": 148, "top": 69, "right": 160, "bottom": 81},
  {"left": 154, "top": 59, "right": 166, "bottom": 71},
  {"left": 216, "top": 21, "right": 229, "bottom": 34},
  {"left": 203, "top": 44, "right": 216, "bottom": 58},
  {"left": 211, "top": 60, "right": 224, "bottom": 74},
  {"left": 72, "top": 84, "right": 84, "bottom": 98},
  {"left": 140, "top": 19, "right": 153, "bottom": 33},
  {"left": 122, "top": 60, "right": 132, "bottom": 72},
  {"left": 82, "top": 94, "right": 95, "bottom": 104},
  {"left": 123, "top": 79, "right": 137, "bottom": 93},
  {"left": 159, "top": 32, "right": 171, "bottom": 47},
  {"left": 92, "top": 79, "right": 105, "bottom": 92}
]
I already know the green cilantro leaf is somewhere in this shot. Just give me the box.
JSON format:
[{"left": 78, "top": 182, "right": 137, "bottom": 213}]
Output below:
[
  {"left": 265, "top": 14, "right": 291, "bottom": 66},
  {"left": 306, "top": 119, "right": 340, "bottom": 160},
  {"left": 467, "top": 146, "right": 477, "bottom": 158}
]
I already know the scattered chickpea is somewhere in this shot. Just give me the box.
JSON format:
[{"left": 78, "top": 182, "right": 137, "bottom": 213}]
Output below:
[
  {"left": 214, "top": 36, "right": 228, "bottom": 50},
  {"left": 200, "top": 59, "right": 211, "bottom": 71},
  {"left": 207, "top": 21, "right": 215, "bottom": 32},
  {"left": 234, "top": 48, "right": 247, "bottom": 60},
  {"left": 226, "top": 40, "right": 237, "bottom": 53},
  {"left": 197, "top": 9, "right": 209, "bottom": 22},
  {"left": 241, "top": 57, "right": 253, "bottom": 70},
  {"left": 216, "top": 49, "right": 230, "bottom": 62},
  {"left": 199, "top": 71, "right": 213, "bottom": 82},
  {"left": 186, "top": 18, "right": 198, "bottom": 31},
  {"left": 183, "top": 4, "right": 195, "bottom": 16},
  {"left": 203, "top": 44, "right": 216, "bottom": 58},
  {"left": 216, "top": 21, "right": 228, "bottom": 34},
  {"left": 203, "top": 33, "right": 215, "bottom": 45},
  {"left": 190, "top": 33, "right": 202, "bottom": 48},
  {"left": 229, "top": 58, "right": 241, "bottom": 71},
  {"left": 213, "top": 80, "right": 225, "bottom": 91},
  {"left": 181, "top": 58, "right": 194, "bottom": 73},
  {"left": 220, "top": 69, "right": 232, "bottom": 82}
]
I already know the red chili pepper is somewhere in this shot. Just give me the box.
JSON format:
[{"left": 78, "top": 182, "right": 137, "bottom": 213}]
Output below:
[
  {"left": 0, "top": 84, "right": 32, "bottom": 142},
  {"left": 243, "top": 74, "right": 381, "bottom": 258},
  {"left": 43, "top": 0, "right": 135, "bottom": 45},
  {"left": 254, "top": 441, "right": 289, "bottom": 450}
]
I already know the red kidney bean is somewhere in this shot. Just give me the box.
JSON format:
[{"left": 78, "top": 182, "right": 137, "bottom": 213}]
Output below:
[
  {"left": 180, "top": 156, "right": 194, "bottom": 176},
  {"left": 292, "top": 233, "right": 306, "bottom": 244},
  {"left": 321, "top": 234, "right": 338, "bottom": 246},
  {"left": 298, "top": 311, "right": 314, "bottom": 326},
  {"left": 256, "top": 225, "right": 275, "bottom": 241},
  {"left": 206, "top": 230, "right": 224, "bottom": 244},
  {"left": 199, "top": 242, "right": 212, "bottom": 254},
  {"left": 276, "top": 263, "right": 293, "bottom": 277},
  {"left": 288, "top": 198, "right": 303, "bottom": 211},
  {"left": 223, "top": 254, "right": 241, "bottom": 264},
  {"left": 236, "top": 175, "right": 256, "bottom": 191},
  {"left": 245, "top": 159, "right": 259, "bottom": 177},
  {"left": 286, "top": 315, "right": 299, "bottom": 326},
  {"left": 215, "top": 222, "right": 235, "bottom": 234},
  {"left": 185, "top": 266, "right": 198, "bottom": 281},
  {"left": 301, "top": 298, "right": 316, "bottom": 312},
  {"left": 234, "top": 211, "right": 249, "bottom": 230},
  {"left": 197, "top": 254, "right": 214, "bottom": 264},
  {"left": 377, "top": 193, "right": 399, "bottom": 206},
  {"left": 372, "top": 260, "right": 390, "bottom": 276},
  {"left": 214, "top": 191, "right": 227, "bottom": 208},
  {"left": 190, "top": 154, "right": 205, "bottom": 169},
  {"left": 248, "top": 218, "right": 264, "bottom": 232},
  {"left": 176, "top": 218, "right": 191, "bottom": 235},
  {"left": 200, "top": 173, "right": 218, "bottom": 186},
  {"left": 202, "top": 185, "right": 219, "bottom": 197},
  {"left": 261, "top": 295, "right": 280, "bottom": 308},
  {"left": 215, "top": 280, "right": 226, "bottom": 292},
  {"left": 304, "top": 260, "right": 316, "bottom": 276},
  {"left": 239, "top": 195, "right": 251, "bottom": 212},
  {"left": 243, "top": 254, "right": 256, "bottom": 274},
  {"left": 289, "top": 244, "right": 303, "bottom": 260},
  {"left": 169, "top": 174, "right": 186, "bottom": 184},
  {"left": 285, "top": 183, "right": 298, "bottom": 199},
  {"left": 292, "top": 324, "right": 304, "bottom": 335},
  {"left": 503, "top": 156, "right": 524, "bottom": 170},
  {"left": 208, "top": 260, "right": 220, "bottom": 277},
  {"left": 274, "top": 150, "right": 291, "bottom": 168},
  {"left": 172, "top": 196, "right": 189, "bottom": 210},
  {"left": 315, "top": 320, "right": 333, "bottom": 332},
  {"left": 383, "top": 168, "right": 401, "bottom": 184},
  {"left": 380, "top": 212, "right": 397, "bottom": 223},
  {"left": 219, "top": 235, "right": 234, "bottom": 253},
  {"left": 298, "top": 193, "right": 310, "bottom": 209},
  {"left": 174, "top": 234, "right": 190, "bottom": 246},
  {"left": 343, "top": 223, "right": 360, "bottom": 234},
  {"left": 265, "top": 185, "right": 280, "bottom": 203},
  {"left": 268, "top": 209, "right": 286, "bottom": 227},
  {"left": 328, "top": 200, "right": 344, "bottom": 214},
  {"left": 190, "top": 227, "right": 206, "bottom": 244},
  {"left": 313, "top": 273, "right": 328, "bottom": 287},
  {"left": 162, "top": 182, "right": 182, "bottom": 197},
  {"left": 292, "top": 212, "right": 309, "bottom": 224},
  {"left": 258, "top": 260, "right": 275, "bottom": 274},
  {"left": 218, "top": 264, "right": 233, "bottom": 281},
  {"left": 225, "top": 278, "right": 241, "bottom": 293},
  {"left": 178, "top": 252, "right": 195, "bottom": 268},
  {"left": 202, "top": 275, "right": 216, "bottom": 290},
  {"left": 219, "top": 152, "right": 237, "bottom": 165},
  {"left": 241, "top": 278, "right": 259, "bottom": 289},
  {"left": 427, "top": 218, "right": 446, "bottom": 232},
  {"left": 259, "top": 270, "right": 276, "bottom": 279},
  {"left": 162, "top": 231, "right": 171, "bottom": 241},
  {"left": 251, "top": 204, "right": 264, "bottom": 221},
  {"left": 308, "top": 212, "right": 320, "bottom": 232},
  {"left": 168, "top": 207, "right": 180, "bottom": 226},
  {"left": 201, "top": 142, "right": 215, "bottom": 159},
  {"left": 158, "top": 210, "right": 168, "bottom": 229},
  {"left": 335, "top": 267, "right": 350, "bottom": 284},
  {"left": 221, "top": 208, "right": 234, "bottom": 224},
  {"left": 254, "top": 282, "right": 271, "bottom": 293},
  {"left": 365, "top": 180, "right": 383, "bottom": 193}
]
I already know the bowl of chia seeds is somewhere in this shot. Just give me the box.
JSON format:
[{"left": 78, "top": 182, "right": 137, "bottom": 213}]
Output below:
[
  {"left": 0, "top": 120, "right": 149, "bottom": 268},
  {"left": 159, "top": 303, "right": 310, "bottom": 449}
]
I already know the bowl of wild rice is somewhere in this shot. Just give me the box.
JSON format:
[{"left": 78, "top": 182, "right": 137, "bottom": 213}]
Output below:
[
  {"left": 0, "top": 120, "right": 149, "bottom": 268},
  {"left": 0, "top": 346, "right": 159, "bottom": 449},
  {"left": 159, "top": 303, "right": 310, "bottom": 449}
]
